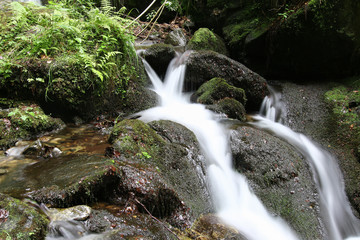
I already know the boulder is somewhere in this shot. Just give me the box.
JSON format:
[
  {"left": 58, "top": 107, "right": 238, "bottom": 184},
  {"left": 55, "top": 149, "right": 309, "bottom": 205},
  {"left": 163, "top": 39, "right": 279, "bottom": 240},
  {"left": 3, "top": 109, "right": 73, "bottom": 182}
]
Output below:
[
  {"left": 184, "top": 50, "right": 268, "bottom": 110},
  {"left": 207, "top": 98, "right": 246, "bottom": 121},
  {"left": 192, "top": 77, "right": 246, "bottom": 105},
  {"left": 230, "top": 125, "right": 324, "bottom": 239},
  {"left": 186, "top": 28, "right": 229, "bottom": 56}
]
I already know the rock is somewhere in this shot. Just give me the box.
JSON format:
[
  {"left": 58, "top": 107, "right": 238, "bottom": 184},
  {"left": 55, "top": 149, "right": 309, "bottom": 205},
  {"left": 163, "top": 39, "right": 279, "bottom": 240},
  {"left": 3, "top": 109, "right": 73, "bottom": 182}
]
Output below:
[
  {"left": 0, "top": 104, "right": 65, "bottom": 150},
  {"left": 229, "top": 125, "right": 323, "bottom": 239},
  {"left": 165, "top": 28, "right": 187, "bottom": 46},
  {"left": 108, "top": 119, "right": 211, "bottom": 227},
  {"left": 186, "top": 28, "right": 229, "bottom": 56},
  {"left": 0, "top": 193, "right": 49, "bottom": 240},
  {"left": 181, "top": 214, "right": 246, "bottom": 240},
  {"left": 46, "top": 205, "right": 92, "bottom": 221},
  {"left": 138, "top": 43, "right": 177, "bottom": 77},
  {"left": 84, "top": 208, "right": 178, "bottom": 239},
  {"left": 192, "top": 77, "right": 247, "bottom": 105},
  {"left": 184, "top": 50, "right": 268, "bottom": 110},
  {"left": 207, "top": 98, "right": 246, "bottom": 121}
]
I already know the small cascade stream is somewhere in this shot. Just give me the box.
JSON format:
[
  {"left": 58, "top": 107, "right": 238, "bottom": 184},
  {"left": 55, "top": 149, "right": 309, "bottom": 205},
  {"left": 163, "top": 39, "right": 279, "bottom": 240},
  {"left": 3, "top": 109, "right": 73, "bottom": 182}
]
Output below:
[
  {"left": 252, "top": 89, "right": 360, "bottom": 240},
  {"left": 140, "top": 51, "right": 360, "bottom": 240},
  {"left": 139, "top": 52, "right": 298, "bottom": 239}
]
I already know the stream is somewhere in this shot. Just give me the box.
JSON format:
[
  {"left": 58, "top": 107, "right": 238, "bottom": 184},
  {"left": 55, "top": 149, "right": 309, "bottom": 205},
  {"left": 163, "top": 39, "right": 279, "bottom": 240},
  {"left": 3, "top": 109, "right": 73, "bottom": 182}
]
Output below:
[
  {"left": 1, "top": 50, "right": 360, "bottom": 239},
  {"left": 139, "top": 52, "right": 360, "bottom": 240}
]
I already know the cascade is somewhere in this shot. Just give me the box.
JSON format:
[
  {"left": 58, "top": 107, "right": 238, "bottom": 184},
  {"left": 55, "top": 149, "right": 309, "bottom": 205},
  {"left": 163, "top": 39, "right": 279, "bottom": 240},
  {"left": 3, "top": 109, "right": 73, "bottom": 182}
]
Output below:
[
  {"left": 252, "top": 88, "right": 360, "bottom": 240},
  {"left": 139, "top": 52, "right": 298, "bottom": 240}
]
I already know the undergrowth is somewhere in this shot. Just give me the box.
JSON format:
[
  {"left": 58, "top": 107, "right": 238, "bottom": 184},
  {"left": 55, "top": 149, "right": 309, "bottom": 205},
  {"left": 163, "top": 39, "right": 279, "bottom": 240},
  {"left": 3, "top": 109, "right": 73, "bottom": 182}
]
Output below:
[
  {"left": 0, "top": 0, "right": 137, "bottom": 98},
  {"left": 325, "top": 78, "right": 360, "bottom": 158}
]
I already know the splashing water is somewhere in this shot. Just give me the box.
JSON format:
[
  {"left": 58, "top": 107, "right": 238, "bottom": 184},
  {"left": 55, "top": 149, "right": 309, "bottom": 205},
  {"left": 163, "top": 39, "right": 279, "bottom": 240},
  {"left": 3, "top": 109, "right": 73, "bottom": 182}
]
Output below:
[
  {"left": 252, "top": 88, "right": 360, "bottom": 240},
  {"left": 139, "top": 52, "right": 298, "bottom": 240}
]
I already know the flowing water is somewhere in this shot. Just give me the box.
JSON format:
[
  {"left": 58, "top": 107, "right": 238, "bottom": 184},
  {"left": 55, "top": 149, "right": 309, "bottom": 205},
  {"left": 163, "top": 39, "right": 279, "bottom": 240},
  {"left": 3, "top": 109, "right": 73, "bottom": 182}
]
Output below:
[
  {"left": 252, "top": 91, "right": 360, "bottom": 240},
  {"left": 139, "top": 52, "right": 298, "bottom": 239},
  {"left": 139, "top": 52, "right": 360, "bottom": 239}
]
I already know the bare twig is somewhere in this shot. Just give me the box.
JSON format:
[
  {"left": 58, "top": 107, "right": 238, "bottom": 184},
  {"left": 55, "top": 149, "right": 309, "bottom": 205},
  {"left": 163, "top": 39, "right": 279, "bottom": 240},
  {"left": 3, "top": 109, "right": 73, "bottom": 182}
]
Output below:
[
  {"left": 134, "top": 198, "right": 180, "bottom": 240},
  {"left": 126, "top": 0, "right": 157, "bottom": 28}
]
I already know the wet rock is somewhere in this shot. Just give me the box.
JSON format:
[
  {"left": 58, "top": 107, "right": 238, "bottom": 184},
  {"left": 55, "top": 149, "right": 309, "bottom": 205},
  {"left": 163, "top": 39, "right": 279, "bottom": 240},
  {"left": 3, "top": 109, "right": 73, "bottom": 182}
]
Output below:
[
  {"left": 46, "top": 205, "right": 92, "bottom": 221},
  {"left": 109, "top": 119, "right": 211, "bottom": 227},
  {"left": 165, "top": 28, "right": 187, "bottom": 46},
  {"left": 0, "top": 193, "right": 49, "bottom": 240},
  {"left": 184, "top": 50, "right": 268, "bottom": 111},
  {"left": 186, "top": 28, "right": 229, "bottom": 56},
  {"left": 138, "top": 43, "right": 177, "bottom": 77},
  {"left": 85, "top": 208, "right": 177, "bottom": 239},
  {"left": 230, "top": 125, "right": 323, "bottom": 239}
]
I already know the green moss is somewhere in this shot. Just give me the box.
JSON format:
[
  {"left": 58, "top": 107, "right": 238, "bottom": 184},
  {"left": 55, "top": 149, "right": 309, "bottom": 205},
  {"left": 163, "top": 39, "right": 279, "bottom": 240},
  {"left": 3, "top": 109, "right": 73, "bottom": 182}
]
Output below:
[
  {"left": 0, "top": 193, "right": 49, "bottom": 240},
  {"left": 196, "top": 77, "right": 247, "bottom": 105},
  {"left": 0, "top": 1, "right": 138, "bottom": 116},
  {"left": 325, "top": 78, "right": 360, "bottom": 157},
  {"left": 0, "top": 103, "right": 64, "bottom": 149},
  {"left": 109, "top": 119, "right": 166, "bottom": 161},
  {"left": 186, "top": 28, "right": 229, "bottom": 56}
]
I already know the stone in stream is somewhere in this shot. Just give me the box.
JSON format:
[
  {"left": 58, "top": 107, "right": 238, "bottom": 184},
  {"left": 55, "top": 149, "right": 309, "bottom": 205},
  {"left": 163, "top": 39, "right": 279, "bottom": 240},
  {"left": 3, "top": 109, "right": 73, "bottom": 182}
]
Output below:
[{"left": 230, "top": 125, "right": 324, "bottom": 239}]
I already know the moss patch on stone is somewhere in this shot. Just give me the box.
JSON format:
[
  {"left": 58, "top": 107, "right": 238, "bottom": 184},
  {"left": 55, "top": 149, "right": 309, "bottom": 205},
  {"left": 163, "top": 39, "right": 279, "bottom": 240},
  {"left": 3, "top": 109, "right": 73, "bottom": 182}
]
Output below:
[
  {"left": 195, "top": 77, "right": 247, "bottom": 105},
  {"left": 186, "top": 28, "right": 229, "bottom": 56},
  {"left": 0, "top": 193, "right": 49, "bottom": 240}
]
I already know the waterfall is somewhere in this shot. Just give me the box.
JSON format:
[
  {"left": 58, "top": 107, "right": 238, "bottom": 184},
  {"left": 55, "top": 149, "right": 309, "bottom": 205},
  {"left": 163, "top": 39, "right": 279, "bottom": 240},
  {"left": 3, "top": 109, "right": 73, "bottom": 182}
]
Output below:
[
  {"left": 252, "top": 88, "right": 360, "bottom": 240},
  {"left": 139, "top": 52, "right": 298, "bottom": 240}
]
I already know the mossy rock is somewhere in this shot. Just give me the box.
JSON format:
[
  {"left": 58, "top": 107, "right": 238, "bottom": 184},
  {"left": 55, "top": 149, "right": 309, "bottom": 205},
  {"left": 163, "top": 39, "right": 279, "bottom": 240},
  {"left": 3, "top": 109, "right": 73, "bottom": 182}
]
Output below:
[
  {"left": 186, "top": 28, "right": 229, "bottom": 56},
  {"left": 207, "top": 98, "right": 246, "bottom": 121},
  {"left": 108, "top": 119, "right": 212, "bottom": 225},
  {"left": 0, "top": 193, "right": 49, "bottom": 240},
  {"left": 184, "top": 50, "right": 268, "bottom": 111},
  {"left": 0, "top": 103, "right": 64, "bottom": 149},
  {"left": 194, "top": 77, "right": 247, "bottom": 105}
]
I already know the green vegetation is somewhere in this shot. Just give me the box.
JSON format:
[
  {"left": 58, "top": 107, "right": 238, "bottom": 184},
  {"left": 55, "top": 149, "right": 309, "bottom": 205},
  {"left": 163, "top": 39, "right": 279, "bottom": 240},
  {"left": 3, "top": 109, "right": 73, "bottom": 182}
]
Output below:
[
  {"left": 325, "top": 79, "right": 360, "bottom": 157},
  {"left": 0, "top": 104, "right": 64, "bottom": 149},
  {"left": 0, "top": 0, "right": 137, "bottom": 106}
]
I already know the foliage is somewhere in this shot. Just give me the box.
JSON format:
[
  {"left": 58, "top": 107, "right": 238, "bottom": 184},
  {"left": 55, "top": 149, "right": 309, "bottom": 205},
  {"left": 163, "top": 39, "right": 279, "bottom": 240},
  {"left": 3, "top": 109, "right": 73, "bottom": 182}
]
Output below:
[
  {"left": 0, "top": 0, "right": 137, "bottom": 98},
  {"left": 325, "top": 79, "right": 360, "bottom": 156}
]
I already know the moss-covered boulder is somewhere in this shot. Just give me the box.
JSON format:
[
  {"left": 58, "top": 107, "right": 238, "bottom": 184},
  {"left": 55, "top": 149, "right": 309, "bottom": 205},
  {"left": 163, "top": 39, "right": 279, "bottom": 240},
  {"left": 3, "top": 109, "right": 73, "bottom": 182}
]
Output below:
[
  {"left": 193, "top": 77, "right": 246, "bottom": 105},
  {"left": 0, "top": 193, "right": 49, "bottom": 239},
  {"left": 184, "top": 50, "right": 268, "bottom": 110},
  {"left": 207, "top": 98, "right": 247, "bottom": 121},
  {"left": 230, "top": 125, "right": 323, "bottom": 239},
  {"left": 0, "top": 103, "right": 64, "bottom": 149},
  {"left": 0, "top": 1, "right": 154, "bottom": 120},
  {"left": 186, "top": 28, "right": 229, "bottom": 56},
  {"left": 138, "top": 43, "right": 177, "bottom": 78},
  {"left": 108, "top": 119, "right": 211, "bottom": 226}
]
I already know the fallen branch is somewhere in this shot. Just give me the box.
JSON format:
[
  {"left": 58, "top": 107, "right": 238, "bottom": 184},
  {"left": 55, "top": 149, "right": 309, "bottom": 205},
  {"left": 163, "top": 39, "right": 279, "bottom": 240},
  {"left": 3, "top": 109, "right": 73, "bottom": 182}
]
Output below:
[
  {"left": 134, "top": 198, "right": 180, "bottom": 240},
  {"left": 126, "top": 0, "right": 157, "bottom": 28}
]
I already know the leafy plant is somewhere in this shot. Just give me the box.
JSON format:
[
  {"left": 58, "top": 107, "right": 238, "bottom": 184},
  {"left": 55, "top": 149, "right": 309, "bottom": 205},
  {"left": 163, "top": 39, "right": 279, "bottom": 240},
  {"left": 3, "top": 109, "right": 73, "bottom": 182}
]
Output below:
[{"left": 0, "top": 0, "right": 137, "bottom": 99}]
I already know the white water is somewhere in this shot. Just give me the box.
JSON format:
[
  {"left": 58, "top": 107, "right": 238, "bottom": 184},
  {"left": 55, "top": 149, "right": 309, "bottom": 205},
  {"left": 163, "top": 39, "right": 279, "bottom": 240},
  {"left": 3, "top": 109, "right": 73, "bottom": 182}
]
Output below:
[
  {"left": 252, "top": 89, "right": 360, "bottom": 240},
  {"left": 139, "top": 52, "right": 298, "bottom": 240}
]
